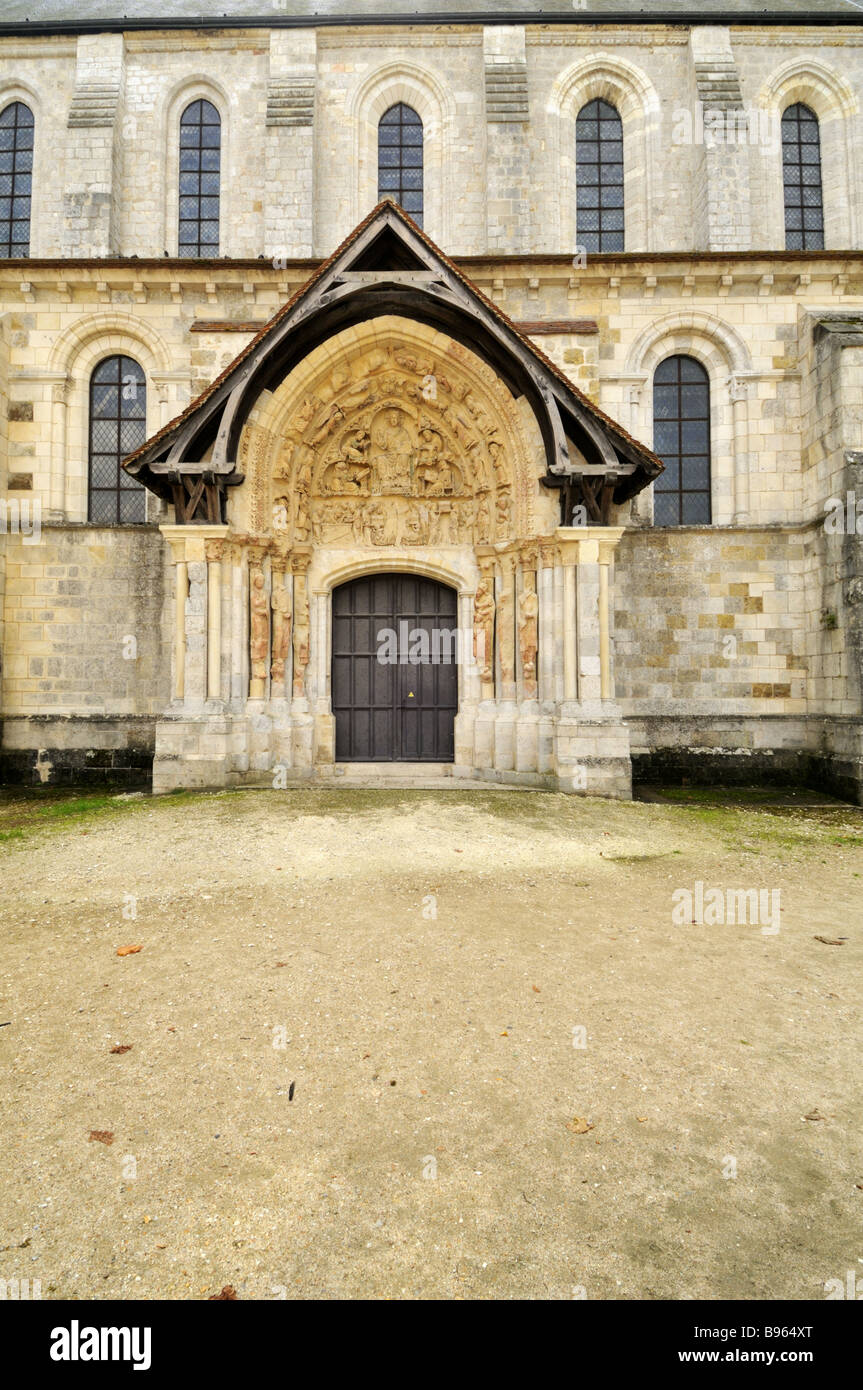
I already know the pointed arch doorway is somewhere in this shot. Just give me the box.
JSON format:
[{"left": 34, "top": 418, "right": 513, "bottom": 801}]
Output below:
[{"left": 332, "top": 573, "right": 458, "bottom": 762}]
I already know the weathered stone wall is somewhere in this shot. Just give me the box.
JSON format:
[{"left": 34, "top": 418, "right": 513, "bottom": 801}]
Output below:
[
  {"left": 1, "top": 21, "right": 862, "bottom": 258},
  {"left": 0, "top": 524, "right": 170, "bottom": 784}
]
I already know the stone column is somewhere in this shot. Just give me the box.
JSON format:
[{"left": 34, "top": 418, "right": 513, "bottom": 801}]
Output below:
[
  {"left": 173, "top": 559, "right": 188, "bottom": 703},
  {"left": 205, "top": 538, "right": 224, "bottom": 703},
  {"left": 730, "top": 374, "right": 751, "bottom": 523},
  {"left": 553, "top": 527, "right": 631, "bottom": 799},
  {"left": 538, "top": 542, "right": 556, "bottom": 706},
  {"left": 49, "top": 377, "right": 70, "bottom": 521},
  {"left": 563, "top": 553, "right": 578, "bottom": 703},
  {"left": 229, "top": 542, "right": 249, "bottom": 707}
]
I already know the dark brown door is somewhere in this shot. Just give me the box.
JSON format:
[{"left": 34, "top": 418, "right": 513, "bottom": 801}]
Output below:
[{"left": 332, "top": 573, "right": 458, "bottom": 762}]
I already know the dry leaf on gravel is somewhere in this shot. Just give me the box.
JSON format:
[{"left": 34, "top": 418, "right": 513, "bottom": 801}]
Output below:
[
  {"left": 208, "top": 1285, "right": 237, "bottom": 1300},
  {"left": 109, "top": 1044, "right": 132, "bottom": 1055},
  {"left": 566, "top": 1116, "right": 595, "bottom": 1135},
  {"left": 116, "top": 945, "right": 142, "bottom": 957},
  {"left": 88, "top": 1130, "right": 114, "bottom": 1145},
  {"left": 813, "top": 936, "right": 845, "bottom": 946}
]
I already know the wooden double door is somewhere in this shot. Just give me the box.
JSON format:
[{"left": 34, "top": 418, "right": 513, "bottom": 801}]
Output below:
[{"left": 332, "top": 574, "right": 458, "bottom": 762}]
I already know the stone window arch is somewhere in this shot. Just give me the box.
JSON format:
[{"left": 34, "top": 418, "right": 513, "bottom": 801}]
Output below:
[
  {"left": 47, "top": 314, "right": 172, "bottom": 522},
  {"left": 547, "top": 54, "right": 660, "bottom": 253},
  {"left": 623, "top": 313, "right": 753, "bottom": 526},
  {"left": 347, "top": 63, "right": 455, "bottom": 244},
  {"left": 0, "top": 99, "right": 34, "bottom": 258},
  {"left": 756, "top": 59, "right": 858, "bottom": 250}
]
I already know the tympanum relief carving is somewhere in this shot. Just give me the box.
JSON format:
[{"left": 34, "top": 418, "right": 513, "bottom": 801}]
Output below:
[{"left": 268, "top": 344, "right": 522, "bottom": 548}]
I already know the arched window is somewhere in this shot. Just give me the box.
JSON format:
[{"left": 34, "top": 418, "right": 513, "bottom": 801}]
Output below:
[
  {"left": 179, "top": 99, "right": 220, "bottom": 257},
  {"left": 378, "top": 103, "right": 423, "bottom": 227},
  {"left": 652, "top": 356, "right": 711, "bottom": 525},
  {"left": 0, "top": 101, "right": 34, "bottom": 258},
  {"left": 576, "top": 98, "right": 624, "bottom": 253},
  {"left": 89, "top": 356, "right": 147, "bottom": 524},
  {"left": 781, "top": 103, "right": 824, "bottom": 250}
]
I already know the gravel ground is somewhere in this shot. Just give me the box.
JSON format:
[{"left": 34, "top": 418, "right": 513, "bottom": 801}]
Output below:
[{"left": 1, "top": 784, "right": 861, "bottom": 1301}]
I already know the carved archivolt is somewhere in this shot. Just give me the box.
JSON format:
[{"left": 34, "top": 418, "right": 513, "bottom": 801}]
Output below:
[{"left": 236, "top": 316, "right": 545, "bottom": 548}]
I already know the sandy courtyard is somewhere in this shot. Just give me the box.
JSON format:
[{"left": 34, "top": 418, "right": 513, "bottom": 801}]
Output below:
[{"left": 1, "top": 783, "right": 861, "bottom": 1301}]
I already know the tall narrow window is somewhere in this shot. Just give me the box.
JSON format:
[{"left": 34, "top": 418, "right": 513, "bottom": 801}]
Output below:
[
  {"left": 378, "top": 103, "right": 423, "bottom": 227},
  {"left": 576, "top": 98, "right": 624, "bottom": 253},
  {"left": 0, "top": 101, "right": 34, "bottom": 258},
  {"left": 179, "top": 99, "right": 220, "bottom": 257},
  {"left": 89, "top": 356, "right": 147, "bottom": 524},
  {"left": 652, "top": 356, "right": 711, "bottom": 526},
  {"left": 782, "top": 103, "right": 824, "bottom": 251}
]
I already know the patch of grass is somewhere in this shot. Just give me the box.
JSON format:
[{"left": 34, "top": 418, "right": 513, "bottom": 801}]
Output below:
[{"left": 0, "top": 788, "right": 153, "bottom": 843}]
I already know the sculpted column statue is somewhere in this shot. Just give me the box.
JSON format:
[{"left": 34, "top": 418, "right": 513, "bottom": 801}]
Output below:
[
  {"left": 292, "top": 556, "right": 312, "bottom": 699},
  {"left": 497, "top": 554, "right": 516, "bottom": 698},
  {"left": 248, "top": 553, "right": 270, "bottom": 699},
  {"left": 270, "top": 562, "right": 293, "bottom": 694},
  {"left": 518, "top": 567, "right": 540, "bottom": 700},
  {"left": 473, "top": 572, "right": 496, "bottom": 694}
]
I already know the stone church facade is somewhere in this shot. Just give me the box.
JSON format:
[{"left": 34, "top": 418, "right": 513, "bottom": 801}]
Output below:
[{"left": 1, "top": 1, "right": 862, "bottom": 800}]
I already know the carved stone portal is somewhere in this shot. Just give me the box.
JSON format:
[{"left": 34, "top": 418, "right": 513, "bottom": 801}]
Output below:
[{"left": 247, "top": 325, "right": 535, "bottom": 550}]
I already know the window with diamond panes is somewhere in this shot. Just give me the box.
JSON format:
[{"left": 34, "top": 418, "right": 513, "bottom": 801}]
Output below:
[
  {"left": 0, "top": 101, "right": 34, "bottom": 258},
  {"left": 378, "top": 103, "right": 423, "bottom": 227},
  {"left": 652, "top": 356, "right": 711, "bottom": 526},
  {"left": 179, "top": 99, "right": 220, "bottom": 257},
  {"left": 781, "top": 103, "right": 824, "bottom": 251},
  {"left": 89, "top": 356, "right": 147, "bottom": 525},
  {"left": 576, "top": 98, "right": 624, "bottom": 253}
]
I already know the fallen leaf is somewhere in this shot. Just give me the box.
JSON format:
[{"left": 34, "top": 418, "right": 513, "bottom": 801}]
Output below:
[
  {"left": 116, "top": 945, "right": 142, "bottom": 957},
  {"left": 110, "top": 1044, "right": 132, "bottom": 1055},
  {"left": 208, "top": 1285, "right": 237, "bottom": 1300},
  {"left": 566, "top": 1116, "right": 595, "bottom": 1135},
  {"left": 500, "top": 1031, "right": 509, "bottom": 1037},
  {"left": 804, "top": 1109, "right": 826, "bottom": 1122},
  {"left": 275, "top": 962, "right": 288, "bottom": 968},
  {"left": 88, "top": 1130, "right": 114, "bottom": 1145},
  {"left": 532, "top": 985, "right": 541, "bottom": 994},
  {"left": 636, "top": 1116, "right": 648, "bottom": 1123},
  {"left": 814, "top": 936, "right": 845, "bottom": 946}
]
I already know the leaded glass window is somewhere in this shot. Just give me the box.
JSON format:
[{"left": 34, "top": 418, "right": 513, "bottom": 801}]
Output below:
[
  {"left": 576, "top": 99, "right": 624, "bottom": 253},
  {"left": 89, "top": 356, "right": 147, "bottom": 525},
  {"left": 782, "top": 103, "right": 824, "bottom": 251},
  {"left": 652, "top": 356, "right": 711, "bottom": 526},
  {"left": 378, "top": 103, "right": 423, "bottom": 227},
  {"left": 0, "top": 101, "right": 34, "bottom": 258},
  {"left": 179, "top": 99, "right": 221, "bottom": 257}
]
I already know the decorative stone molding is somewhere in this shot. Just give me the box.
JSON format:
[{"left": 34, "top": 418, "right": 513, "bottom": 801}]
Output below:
[
  {"left": 485, "top": 64, "right": 528, "bottom": 123},
  {"left": 267, "top": 77, "right": 315, "bottom": 128}
]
